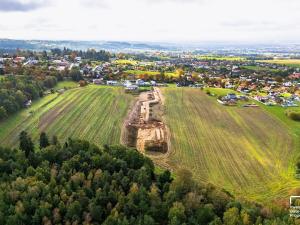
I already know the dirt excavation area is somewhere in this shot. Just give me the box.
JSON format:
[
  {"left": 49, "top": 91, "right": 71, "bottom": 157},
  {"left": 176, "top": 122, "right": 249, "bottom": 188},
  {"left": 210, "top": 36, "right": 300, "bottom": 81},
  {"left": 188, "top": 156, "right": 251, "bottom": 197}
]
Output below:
[{"left": 121, "top": 88, "right": 170, "bottom": 161}]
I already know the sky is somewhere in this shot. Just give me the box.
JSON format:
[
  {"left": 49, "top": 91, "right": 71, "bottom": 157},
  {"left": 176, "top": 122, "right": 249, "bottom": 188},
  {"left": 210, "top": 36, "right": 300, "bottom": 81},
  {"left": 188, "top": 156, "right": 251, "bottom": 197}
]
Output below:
[{"left": 0, "top": 0, "right": 300, "bottom": 43}]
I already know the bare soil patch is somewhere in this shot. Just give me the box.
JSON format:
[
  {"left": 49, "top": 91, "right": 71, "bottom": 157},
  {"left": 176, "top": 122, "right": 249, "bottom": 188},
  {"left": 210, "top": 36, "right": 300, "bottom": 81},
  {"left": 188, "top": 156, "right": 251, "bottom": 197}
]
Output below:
[{"left": 121, "top": 88, "right": 170, "bottom": 165}]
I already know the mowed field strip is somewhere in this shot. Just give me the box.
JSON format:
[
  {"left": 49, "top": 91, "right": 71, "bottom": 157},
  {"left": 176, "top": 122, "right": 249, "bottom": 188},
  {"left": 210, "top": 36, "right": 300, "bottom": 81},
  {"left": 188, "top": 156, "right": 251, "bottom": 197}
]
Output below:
[
  {"left": 162, "top": 87, "right": 300, "bottom": 202},
  {"left": 0, "top": 85, "right": 134, "bottom": 147}
]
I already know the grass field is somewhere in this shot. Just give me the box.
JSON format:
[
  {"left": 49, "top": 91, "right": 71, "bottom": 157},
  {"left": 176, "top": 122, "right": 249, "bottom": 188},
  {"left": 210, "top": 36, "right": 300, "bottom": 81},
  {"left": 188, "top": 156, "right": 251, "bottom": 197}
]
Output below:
[
  {"left": 203, "top": 87, "right": 238, "bottom": 96},
  {"left": 241, "top": 65, "right": 279, "bottom": 72},
  {"left": 124, "top": 70, "right": 178, "bottom": 77},
  {"left": 258, "top": 59, "right": 300, "bottom": 68},
  {"left": 162, "top": 87, "right": 300, "bottom": 203},
  {"left": 54, "top": 80, "right": 79, "bottom": 90},
  {"left": 0, "top": 85, "right": 134, "bottom": 148}
]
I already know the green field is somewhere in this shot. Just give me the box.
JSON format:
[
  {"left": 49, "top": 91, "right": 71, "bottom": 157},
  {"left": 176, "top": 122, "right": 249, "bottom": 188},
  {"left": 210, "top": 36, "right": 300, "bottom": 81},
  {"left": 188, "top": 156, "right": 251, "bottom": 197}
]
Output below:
[
  {"left": 54, "top": 80, "right": 79, "bottom": 90},
  {"left": 203, "top": 87, "right": 238, "bottom": 96},
  {"left": 241, "top": 65, "right": 279, "bottom": 72},
  {"left": 124, "top": 70, "right": 178, "bottom": 77},
  {"left": 163, "top": 87, "right": 300, "bottom": 203},
  {"left": 0, "top": 85, "right": 134, "bottom": 148},
  {"left": 258, "top": 59, "right": 300, "bottom": 68}
]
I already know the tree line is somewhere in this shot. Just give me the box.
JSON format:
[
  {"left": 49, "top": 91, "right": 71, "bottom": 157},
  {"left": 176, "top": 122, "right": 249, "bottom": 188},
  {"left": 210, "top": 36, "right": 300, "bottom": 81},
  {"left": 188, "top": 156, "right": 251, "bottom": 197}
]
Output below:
[{"left": 51, "top": 48, "right": 110, "bottom": 62}]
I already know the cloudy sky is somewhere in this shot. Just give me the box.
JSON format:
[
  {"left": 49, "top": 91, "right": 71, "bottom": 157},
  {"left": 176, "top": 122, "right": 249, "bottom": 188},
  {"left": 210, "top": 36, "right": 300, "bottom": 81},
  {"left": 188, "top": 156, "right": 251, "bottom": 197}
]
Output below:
[{"left": 0, "top": 0, "right": 300, "bottom": 43}]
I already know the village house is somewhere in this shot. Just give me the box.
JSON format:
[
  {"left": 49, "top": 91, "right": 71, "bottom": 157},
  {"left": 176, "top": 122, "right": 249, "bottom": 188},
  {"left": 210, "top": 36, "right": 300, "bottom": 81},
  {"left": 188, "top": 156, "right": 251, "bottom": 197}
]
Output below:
[
  {"left": 289, "top": 73, "right": 300, "bottom": 80},
  {"left": 93, "top": 79, "right": 104, "bottom": 85},
  {"left": 125, "top": 85, "right": 139, "bottom": 92},
  {"left": 107, "top": 80, "right": 119, "bottom": 86},
  {"left": 14, "top": 56, "right": 26, "bottom": 63}
]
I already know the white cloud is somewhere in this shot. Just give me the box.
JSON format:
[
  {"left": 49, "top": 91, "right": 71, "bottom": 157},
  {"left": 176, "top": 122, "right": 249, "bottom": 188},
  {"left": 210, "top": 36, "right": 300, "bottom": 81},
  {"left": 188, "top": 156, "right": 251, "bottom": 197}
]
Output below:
[{"left": 0, "top": 0, "right": 299, "bottom": 43}]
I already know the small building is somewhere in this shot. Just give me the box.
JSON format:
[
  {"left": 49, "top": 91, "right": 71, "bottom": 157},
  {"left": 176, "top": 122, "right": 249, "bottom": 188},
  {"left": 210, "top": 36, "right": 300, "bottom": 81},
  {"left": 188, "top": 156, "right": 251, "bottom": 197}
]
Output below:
[
  {"left": 14, "top": 56, "right": 26, "bottom": 63},
  {"left": 93, "top": 79, "right": 104, "bottom": 85},
  {"left": 225, "top": 93, "right": 238, "bottom": 100},
  {"left": 150, "top": 81, "right": 157, "bottom": 86},
  {"left": 125, "top": 85, "right": 139, "bottom": 93},
  {"left": 25, "top": 100, "right": 32, "bottom": 107},
  {"left": 75, "top": 57, "right": 82, "bottom": 62},
  {"left": 136, "top": 79, "right": 145, "bottom": 86},
  {"left": 107, "top": 80, "right": 119, "bottom": 86}
]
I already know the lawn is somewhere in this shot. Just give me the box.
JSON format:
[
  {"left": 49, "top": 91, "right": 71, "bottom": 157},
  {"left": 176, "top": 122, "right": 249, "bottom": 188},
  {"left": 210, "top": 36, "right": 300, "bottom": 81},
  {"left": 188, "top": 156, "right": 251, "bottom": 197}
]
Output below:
[
  {"left": 0, "top": 85, "right": 135, "bottom": 148},
  {"left": 124, "top": 70, "right": 178, "bottom": 77},
  {"left": 258, "top": 59, "right": 300, "bottom": 68},
  {"left": 54, "top": 80, "right": 79, "bottom": 90},
  {"left": 162, "top": 87, "right": 300, "bottom": 203},
  {"left": 203, "top": 87, "right": 238, "bottom": 96},
  {"left": 241, "top": 65, "right": 279, "bottom": 72}
]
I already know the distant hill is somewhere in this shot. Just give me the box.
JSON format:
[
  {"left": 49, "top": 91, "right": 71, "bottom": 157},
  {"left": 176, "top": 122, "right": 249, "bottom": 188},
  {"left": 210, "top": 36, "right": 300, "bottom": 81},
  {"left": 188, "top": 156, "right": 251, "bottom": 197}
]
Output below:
[
  {"left": 1, "top": 38, "right": 300, "bottom": 54},
  {"left": 0, "top": 39, "right": 173, "bottom": 52}
]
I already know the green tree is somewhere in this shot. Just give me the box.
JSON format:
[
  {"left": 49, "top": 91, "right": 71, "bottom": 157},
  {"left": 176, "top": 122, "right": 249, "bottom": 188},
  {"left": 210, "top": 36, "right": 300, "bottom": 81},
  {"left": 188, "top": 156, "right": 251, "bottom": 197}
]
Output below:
[
  {"left": 0, "top": 106, "right": 7, "bottom": 120},
  {"left": 39, "top": 132, "right": 50, "bottom": 149},
  {"left": 66, "top": 200, "right": 82, "bottom": 222},
  {"left": 168, "top": 202, "right": 186, "bottom": 225},
  {"left": 223, "top": 207, "right": 241, "bottom": 225},
  {"left": 15, "top": 90, "right": 27, "bottom": 107},
  {"left": 69, "top": 68, "right": 83, "bottom": 81},
  {"left": 19, "top": 131, "right": 34, "bottom": 158},
  {"left": 51, "top": 135, "right": 60, "bottom": 146}
]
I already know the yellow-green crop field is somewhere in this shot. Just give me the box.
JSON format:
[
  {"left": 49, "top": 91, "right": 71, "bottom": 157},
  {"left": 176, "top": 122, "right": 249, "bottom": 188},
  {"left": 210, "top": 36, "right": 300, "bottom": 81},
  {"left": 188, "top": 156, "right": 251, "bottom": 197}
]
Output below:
[
  {"left": 115, "top": 59, "right": 138, "bottom": 65},
  {"left": 124, "top": 70, "right": 178, "bottom": 77},
  {"left": 162, "top": 87, "right": 300, "bottom": 203},
  {"left": 197, "top": 55, "right": 247, "bottom": 61},
  {"left": 258, "top": 59, "right": 300, "bottom": 68},
  {"left": 0, "top": 85, "right": 134, "bottom": 148}
]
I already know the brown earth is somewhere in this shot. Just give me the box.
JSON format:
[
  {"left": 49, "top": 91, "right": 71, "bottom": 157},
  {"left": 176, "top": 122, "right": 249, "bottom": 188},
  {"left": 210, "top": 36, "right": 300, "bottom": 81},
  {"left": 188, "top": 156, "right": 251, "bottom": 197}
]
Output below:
[{"left": 121, "top": 88, "right": 171, "bottom": 168}]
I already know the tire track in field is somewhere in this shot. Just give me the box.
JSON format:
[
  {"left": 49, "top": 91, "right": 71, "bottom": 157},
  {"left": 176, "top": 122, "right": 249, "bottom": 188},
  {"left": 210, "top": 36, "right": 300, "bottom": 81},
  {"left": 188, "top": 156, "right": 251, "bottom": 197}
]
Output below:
[
  {"left": 163, "top": 88, "right": 296, "bottom": 202},
  {"left": 37, "top": 86, "right": 134, "bottom": 146},
  {"left": 49, "top": 88, "right": 106, "bottom": 140},
  {"left": 43, "top": 88, "right": 97, "bottom": 138}
]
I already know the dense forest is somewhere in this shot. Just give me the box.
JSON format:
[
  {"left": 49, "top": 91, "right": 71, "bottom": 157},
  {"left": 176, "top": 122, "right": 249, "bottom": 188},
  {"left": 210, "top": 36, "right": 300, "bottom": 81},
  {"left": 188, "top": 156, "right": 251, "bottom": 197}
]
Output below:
[
  {"left": 0, "top": 76, "right": 57, "bottom": 120},
  {"left": 0, "top": 132, "right": 296, "bottom": 224}
]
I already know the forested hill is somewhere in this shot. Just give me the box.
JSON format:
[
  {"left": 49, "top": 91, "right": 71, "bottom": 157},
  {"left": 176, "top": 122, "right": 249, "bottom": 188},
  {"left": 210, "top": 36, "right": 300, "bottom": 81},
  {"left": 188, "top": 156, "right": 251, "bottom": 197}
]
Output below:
[{"left": 0, "top": 132, "right": 295, "bottom": 224}]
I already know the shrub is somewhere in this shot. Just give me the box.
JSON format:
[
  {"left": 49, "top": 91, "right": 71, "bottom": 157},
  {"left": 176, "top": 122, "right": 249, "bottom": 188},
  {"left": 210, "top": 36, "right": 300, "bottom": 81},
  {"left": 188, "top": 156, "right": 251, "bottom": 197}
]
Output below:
[{"left": 286, "top": 110, "right": 300, "bottom": 121}]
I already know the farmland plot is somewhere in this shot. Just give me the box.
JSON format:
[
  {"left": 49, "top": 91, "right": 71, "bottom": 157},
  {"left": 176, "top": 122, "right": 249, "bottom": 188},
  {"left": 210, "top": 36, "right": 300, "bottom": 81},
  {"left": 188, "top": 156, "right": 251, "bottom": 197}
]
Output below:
[
  {"left": 162, "top": 88, "right": 300, "bottom": 202},
  {"left": 0, "top": 85, "right": 134, "bottom": 147}
]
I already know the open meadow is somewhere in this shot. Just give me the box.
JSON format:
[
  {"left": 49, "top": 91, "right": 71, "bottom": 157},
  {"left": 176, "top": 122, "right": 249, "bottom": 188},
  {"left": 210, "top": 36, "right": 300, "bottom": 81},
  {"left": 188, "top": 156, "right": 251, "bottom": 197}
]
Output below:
[
  {"left": 0, "top": 85, "right": 135, "bottom": 147},
  {"left": 53, "top": 80, "right": 79, "bottom": 90},
  {"left": 162, "top": 87, "right": 300, "bottom": 203}
]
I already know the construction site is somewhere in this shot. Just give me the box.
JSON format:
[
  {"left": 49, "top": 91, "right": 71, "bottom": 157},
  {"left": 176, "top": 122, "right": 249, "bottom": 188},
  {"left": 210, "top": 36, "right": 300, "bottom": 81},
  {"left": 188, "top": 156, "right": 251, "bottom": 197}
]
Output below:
[{"left": 121, "top": 87, "right": 169, "bottom": 154}]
